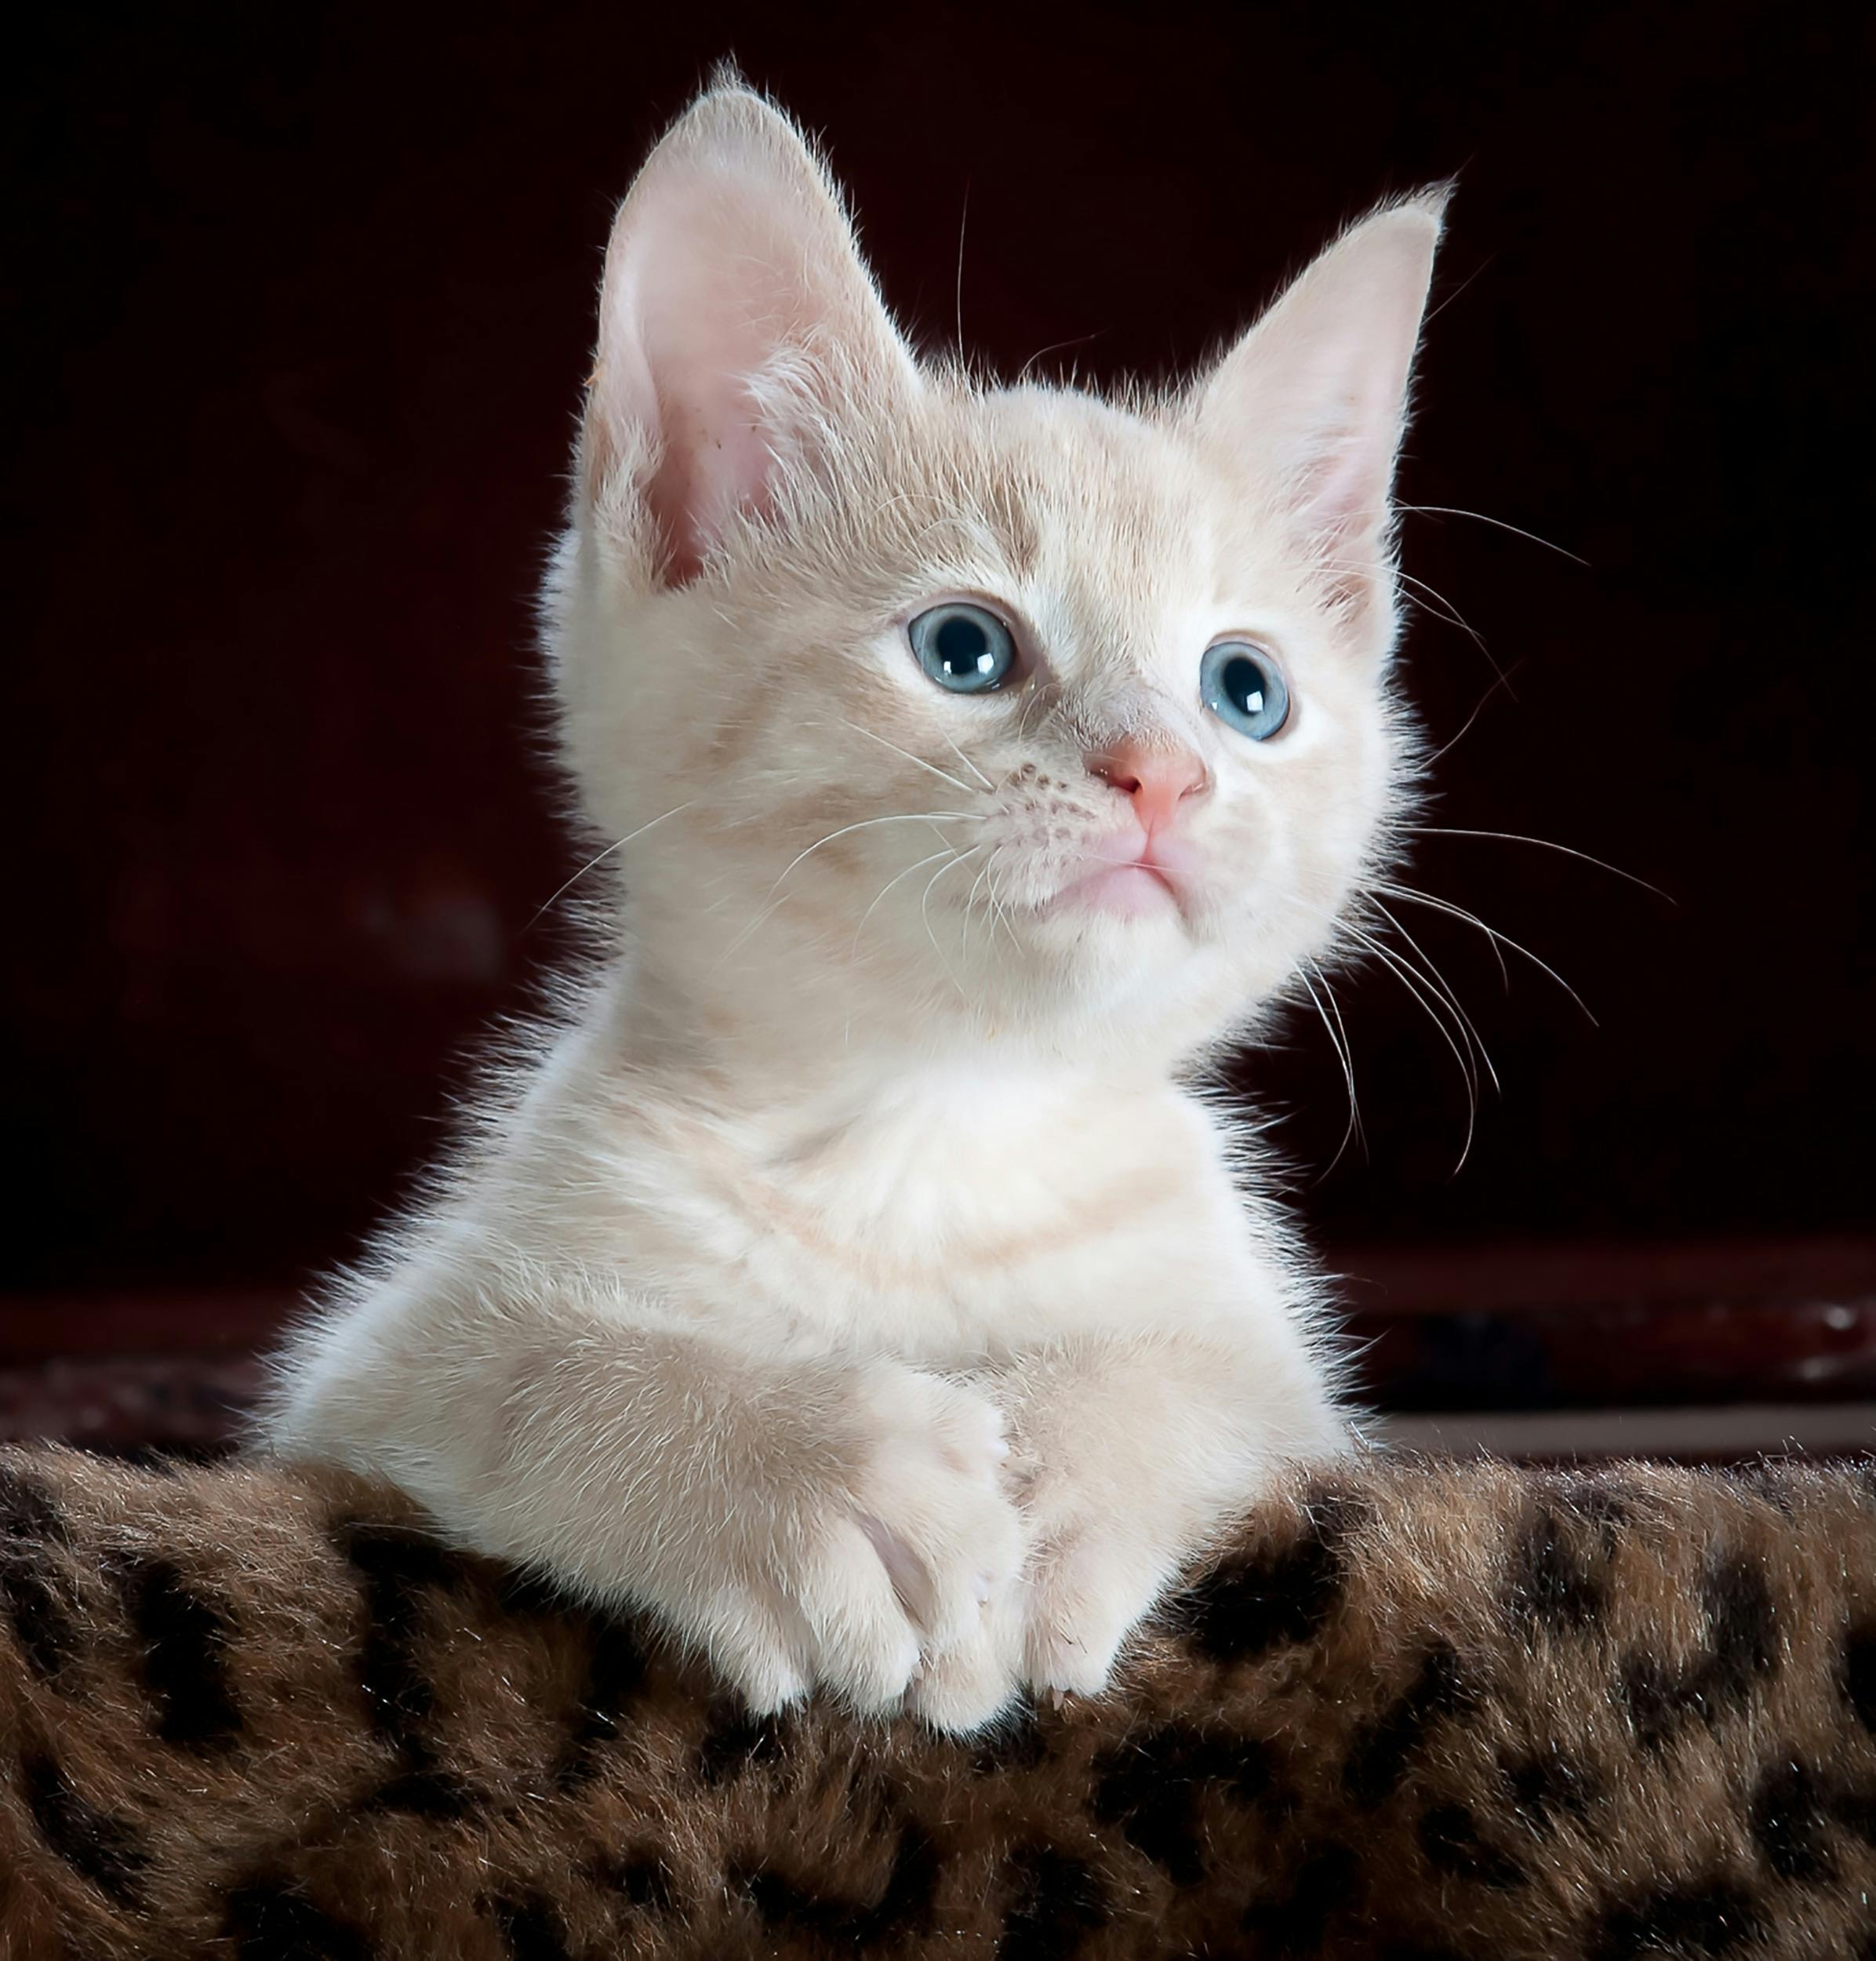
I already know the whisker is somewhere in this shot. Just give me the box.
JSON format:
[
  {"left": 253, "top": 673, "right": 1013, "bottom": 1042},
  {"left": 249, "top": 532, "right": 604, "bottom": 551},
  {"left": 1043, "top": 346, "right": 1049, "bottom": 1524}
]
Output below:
[
  {"left": 711, "top": 810, "right": 985, "bottom": 977},
  {"left": 1423, "top": 661, "right": 1527, "bottom": 768},
  {"left": 1395, "top": 503, "right": 1589, "bottom": 565},
  {"left": 959, "top": 846, "right": 1002, "bottom": 959},
  {"left": 936, "top": 726, "right": 994, "bottom": 791},
  {"left": 765, "top": 810, "right": 986, "bottom": 902},
  {"left": 1371, "top": 880, "right": 1597, "bottom": 1024},
  {"left": 839, "top": 720, "right": 979, "bottom": 798},
  {"left": 1016, "top": 328, "right": 1106, "bottom": 384},
  {"left": 1343, "top": 922, "right": 1480, "bottom": 1171},
  {"left": 849, "top": 844, "right": 977, "bottom": 959},
  {"left": 920, "top": 846, "right": 983, "bottom": 997},
  {"left": 954, "top": 183, "right": 970, "bottom": 358},
  {"left": 1298, "top": 966, "right": 1365, "bottom": 1177},
  {"left": 1404, "top": 826, "right": 1672, "bottom": 901},
  {"left": 525, "top": 800, "right": 696, "bottom": 930},
  {"left": 1368, "top": 899, "right": 1500, "bottom": 1095}
]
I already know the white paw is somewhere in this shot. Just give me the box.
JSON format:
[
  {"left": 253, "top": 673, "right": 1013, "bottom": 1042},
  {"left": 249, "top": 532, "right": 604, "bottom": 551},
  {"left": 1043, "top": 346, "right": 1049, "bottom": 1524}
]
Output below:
[
  {"left": 693, "top": 1366, "right": 1027, "bottom": 1725},
  {"left": 1020, "top": 1526, "right": 1169, "bottom": 1701},
  {"left": 905, "top": 1583, "right": 1027, "bottom": 1733},
  {"left": 849, "top": 1367, "right": 1024, "bottom": 1653}
]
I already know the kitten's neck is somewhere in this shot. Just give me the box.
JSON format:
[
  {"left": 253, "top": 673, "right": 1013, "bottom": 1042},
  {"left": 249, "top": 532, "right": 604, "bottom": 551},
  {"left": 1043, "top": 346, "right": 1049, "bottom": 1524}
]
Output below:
[{"left": 598, "top": 946, "right": 1176, "bottom": 1124}]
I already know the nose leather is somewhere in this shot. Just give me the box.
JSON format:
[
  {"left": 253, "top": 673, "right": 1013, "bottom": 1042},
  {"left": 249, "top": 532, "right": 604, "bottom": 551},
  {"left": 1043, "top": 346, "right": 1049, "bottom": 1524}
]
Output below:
[{"left": 1085, "top": 738, "right": 1209, "bottom": 835}]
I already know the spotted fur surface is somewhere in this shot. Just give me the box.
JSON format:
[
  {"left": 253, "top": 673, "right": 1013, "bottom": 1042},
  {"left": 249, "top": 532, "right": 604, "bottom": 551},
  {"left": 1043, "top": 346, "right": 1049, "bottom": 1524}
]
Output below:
[{"left": 5, "top": 1446, "right": 1876, "bottom": 1958}]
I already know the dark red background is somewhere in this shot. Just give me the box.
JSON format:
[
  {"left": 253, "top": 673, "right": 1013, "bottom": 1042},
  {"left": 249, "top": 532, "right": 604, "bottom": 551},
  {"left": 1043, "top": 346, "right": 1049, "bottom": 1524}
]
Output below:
[{"left": 7, "top": 5, "right": 1871, "bottom": 1301}]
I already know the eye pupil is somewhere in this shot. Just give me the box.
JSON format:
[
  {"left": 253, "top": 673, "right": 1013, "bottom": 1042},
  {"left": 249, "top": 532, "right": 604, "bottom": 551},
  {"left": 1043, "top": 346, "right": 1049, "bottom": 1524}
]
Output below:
[
  {"left": 1224, "top": 658, "right": 1264, "bottom": 716},
  {"left": 909, "top": 602, "right": 1017, "bottom": 694},
  {"left": 933, "top": 614, "right": 991, "bottom": 676},
  {"left": 1199, "top": 640, "right": 1290, "bottom": 740}
]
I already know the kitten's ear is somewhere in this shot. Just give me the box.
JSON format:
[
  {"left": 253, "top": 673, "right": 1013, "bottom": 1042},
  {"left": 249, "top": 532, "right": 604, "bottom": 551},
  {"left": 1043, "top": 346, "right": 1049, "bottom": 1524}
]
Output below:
[
  {"left": 1187, "top": 192, "right": 1447, "bottom": 635},
  {"left": 582, "top": 84, "right": 917, "bottom": 584}
]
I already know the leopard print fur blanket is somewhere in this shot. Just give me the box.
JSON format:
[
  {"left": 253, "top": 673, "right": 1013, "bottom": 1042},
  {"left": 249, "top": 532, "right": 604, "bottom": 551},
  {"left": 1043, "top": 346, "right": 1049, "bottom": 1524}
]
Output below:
[{"left": 3, "top": 1445, "right": 1875, "bottom": 1959}]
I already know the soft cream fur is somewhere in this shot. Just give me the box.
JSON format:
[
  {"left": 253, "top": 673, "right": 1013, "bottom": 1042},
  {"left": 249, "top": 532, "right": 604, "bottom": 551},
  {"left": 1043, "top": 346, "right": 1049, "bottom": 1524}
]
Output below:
[{"left": 260, "top": 83, "right": 1445, "bottom": 1732}]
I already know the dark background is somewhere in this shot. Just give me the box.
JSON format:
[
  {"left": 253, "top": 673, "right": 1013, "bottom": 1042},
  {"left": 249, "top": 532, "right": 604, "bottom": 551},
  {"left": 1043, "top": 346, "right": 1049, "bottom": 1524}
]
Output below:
[{"left": 7, "top": 4, "right": 1871, "bottom": 1306}]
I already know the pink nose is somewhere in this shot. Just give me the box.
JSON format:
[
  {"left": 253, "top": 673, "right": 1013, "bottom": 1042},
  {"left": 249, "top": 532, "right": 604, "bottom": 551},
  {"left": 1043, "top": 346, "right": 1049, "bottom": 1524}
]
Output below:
[{"left": 1085, "top": 738, "right": 1210, "bottom": 835}]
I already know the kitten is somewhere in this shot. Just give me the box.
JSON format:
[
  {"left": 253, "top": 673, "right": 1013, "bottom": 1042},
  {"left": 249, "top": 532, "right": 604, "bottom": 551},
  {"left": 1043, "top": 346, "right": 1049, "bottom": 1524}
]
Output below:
[{"left": 261, "top": 82, "right": 1443, "bottom": 1733}]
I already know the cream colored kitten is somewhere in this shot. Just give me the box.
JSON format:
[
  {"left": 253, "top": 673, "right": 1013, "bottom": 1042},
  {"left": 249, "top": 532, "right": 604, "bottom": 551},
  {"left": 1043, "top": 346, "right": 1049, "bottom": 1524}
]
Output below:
[{"left": 261, "top": 83, "right": 1443, "bottom": 1733}]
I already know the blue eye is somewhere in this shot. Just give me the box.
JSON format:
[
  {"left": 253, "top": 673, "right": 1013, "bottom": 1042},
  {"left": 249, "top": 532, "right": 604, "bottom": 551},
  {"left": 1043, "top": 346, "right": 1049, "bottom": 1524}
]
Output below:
[
  {"left": 1200, "top": 641, "right": 1290, "bottom": 740},
  {"left": 908, "top": 602, "right": 1017, "bottom": 693}
]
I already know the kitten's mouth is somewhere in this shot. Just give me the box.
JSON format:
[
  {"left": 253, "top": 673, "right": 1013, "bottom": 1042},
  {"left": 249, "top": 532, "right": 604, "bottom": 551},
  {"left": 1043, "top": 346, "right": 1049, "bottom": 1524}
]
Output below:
[
  {"left": 1046, "top": 832, "right": 1195, "bottom": 922},
  {"left": 1052, "top": 860, "right": 1181, "bottom": 919}
]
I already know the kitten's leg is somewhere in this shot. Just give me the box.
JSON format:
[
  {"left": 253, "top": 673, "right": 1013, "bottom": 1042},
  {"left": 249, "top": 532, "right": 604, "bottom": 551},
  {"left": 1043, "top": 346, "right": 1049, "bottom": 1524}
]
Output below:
[
  {"left": 951, "top": 1320, "right": 1348, "bottom": 1705},
  {"left": 264, "top": 1282, "right": 1025, "bottom": 1724}
]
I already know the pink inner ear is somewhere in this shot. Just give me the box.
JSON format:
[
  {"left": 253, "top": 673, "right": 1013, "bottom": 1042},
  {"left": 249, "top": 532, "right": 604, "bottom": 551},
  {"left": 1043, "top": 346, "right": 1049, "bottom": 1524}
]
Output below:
[
  {"left": 580, "top": 88, "right": 918, "bottom": 588},
  {"left": 640, "top": 380, "right": 777, "bottom": 588},
  {"left": 594, "top": 227, "right": 793, "bottom": 586}
]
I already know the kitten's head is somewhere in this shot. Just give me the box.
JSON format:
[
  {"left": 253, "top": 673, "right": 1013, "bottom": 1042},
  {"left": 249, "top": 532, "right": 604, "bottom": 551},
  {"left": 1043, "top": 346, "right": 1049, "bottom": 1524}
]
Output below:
[{"left": 547, "top": 85, "right": 1442, "bottom": 1071}]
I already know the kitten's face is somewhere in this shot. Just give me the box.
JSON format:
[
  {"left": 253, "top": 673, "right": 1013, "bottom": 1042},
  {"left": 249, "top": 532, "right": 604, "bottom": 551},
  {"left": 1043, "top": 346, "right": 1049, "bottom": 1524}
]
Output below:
[{"left": 550, "top": 89, "right": 1438, "bottom": 1067}]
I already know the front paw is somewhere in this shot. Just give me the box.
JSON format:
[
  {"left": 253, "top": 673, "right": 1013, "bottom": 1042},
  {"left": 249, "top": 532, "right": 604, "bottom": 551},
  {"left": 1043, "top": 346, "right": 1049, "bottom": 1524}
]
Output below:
[
  {"left": 851, "top": 1367, "right": 1024, "bottom": 1647},
  {"left": 699, "top": 1367, "right": 1027, "bottom": 1727},
  {"left": 1020, "top": 1523, "right": 1175, "bottom": 1701}
]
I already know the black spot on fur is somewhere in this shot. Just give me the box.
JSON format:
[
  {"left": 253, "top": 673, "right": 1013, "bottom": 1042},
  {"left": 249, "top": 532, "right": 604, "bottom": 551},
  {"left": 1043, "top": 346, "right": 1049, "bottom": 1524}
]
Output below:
[
  {"left": 1240, "top": 1843, "right": 1358, "bottom": 1956},
  {"left": 696, "top": 1702, "right": 790, "bottom": 1786},
  {"left": 738, "top": 1819, "right": 940, "bottom": 1948},
  {"left": 1843, "top": 1626, "right": 1876, "bottom": 1730},
  {"left": 23, "top": 1752, "right": 150, "bottom": 1908},
  {"left": 1751, "top": 1762, "right": 1833, "bottom": 1881},
  {"left": 998, "top": 1845, "right": 1109, "bottom": 1961},
  {"left": 1508, "top": 1509, "right": 1604, "bottom": 1632},
  {"left": 596, "top": 1853, "right": 676, "bottom": 1912},
  {"left": 1184, "top": 1497, "right": 1358, "bottom": 1663},
  {"left": 1591, "top": 1882, "right": 1760, "bottom": 1960},
  {"left": 1700, "top": 1557, "right": 1778, "bottom": 1694},
  {"left": 554, "top": 1618, "right": 649, "bottom": 1789},
  {"left": 116, "top": 1555, "right": 241, "bottom": 1748},
  {"left": 969, "top": 1704, "right": 1049, "bottom": 1776},
  {"left": 224, "top": 1879, "right": 375, "bottom": 1960},
  {"left": 1343, "top": 1646, "right": 1471, "bottom": 1806},
  {"left": 1418, "top": 1804, "right": 1525, "bottom": 1888},
  {"left": 1828, "top": 1781, "right": 1876, "bottom": 1846},
  {"left": 1502, "top": 1752, "right": 1597, "bottom": 1834},
  {"left": 488, "top": 1894, "right": 572, "bottom": 1961},
  {"left": 364, "top": 1768, "right": 478, "bottom": 1819},
  {"left": 1620, "top": 1654, "right": 1690, "bottom": 1748},
  {"left": 1553, "top": 1477, "right": 1632, "bottom": 1527},
  {"left": 340, "top": 1530, "right": 464, "bottom": 1781},
  {"left": 1093, "top": 1723, "right": 1273, "bottom": 1886},
  {"left": 0, "top": 1464, "right": 79, "bottom": 1681},
  {"left": 1622, "top": 1559, "right": 1781, "bottom": 1747},
  {"left": 0, "top": 1461, "right": 70, "bottom": 1545},
  {"left": 495, "top": 1566, "right": 582, "bottom": 1621}
]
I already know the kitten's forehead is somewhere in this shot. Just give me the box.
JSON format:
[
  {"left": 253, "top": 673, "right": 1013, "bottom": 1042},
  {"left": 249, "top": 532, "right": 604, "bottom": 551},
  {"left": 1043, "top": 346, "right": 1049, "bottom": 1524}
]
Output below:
[{"left": 927, "top": 385, "right": 1291, "bottom": 655}]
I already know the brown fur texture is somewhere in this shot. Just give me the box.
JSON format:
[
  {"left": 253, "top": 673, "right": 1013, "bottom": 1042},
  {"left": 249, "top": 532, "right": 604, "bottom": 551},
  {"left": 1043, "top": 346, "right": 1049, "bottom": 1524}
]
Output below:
[{"left": 3, "top": 1445, "right": 1875, "bottom": 1957}]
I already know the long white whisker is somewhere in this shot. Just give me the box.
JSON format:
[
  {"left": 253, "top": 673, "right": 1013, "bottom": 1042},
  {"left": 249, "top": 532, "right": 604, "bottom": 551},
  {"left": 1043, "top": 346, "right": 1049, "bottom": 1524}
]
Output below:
[
  {"left": 1368, "top": 899, "right": 1500, "bottom": 1096},
  {"left": 1395, "top": 503, "right": 1589, "bottom": 565},
  {"left": 959, "top": 847, "right": 1001, "bottom": 959},
  {"left": 1424, "top": 663, "right": 1526, "bottom": 769},
  {"left": 1371, "top": 881, "right": 1597, "bottom": 1024},
  {"left": 849, "top": 844, "right": 976, "bottom": 959},
  {"left": 936, "top": 726, "right": 994, "bottom": 791},
  {"left": 525, "top": 801, "right": 696, "bottom": 930},
  {"left": 920, "top": 847, "right": 981, "bottom": 998},
  {"left": 839, "top": 720, "right": 977, "bottom": 797},
  {"left": 1405, "top": 826, "right": 1672, "bottom": 901},
  {"left": 1343, "top": 922, "right": 1479, "bottom": 1170},
  {"left": 1299, "top": 966, "right": 1363, "bottom": 1176},
  {"left": 765, "top": 810, "right": 985, "bottom": 903}
]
